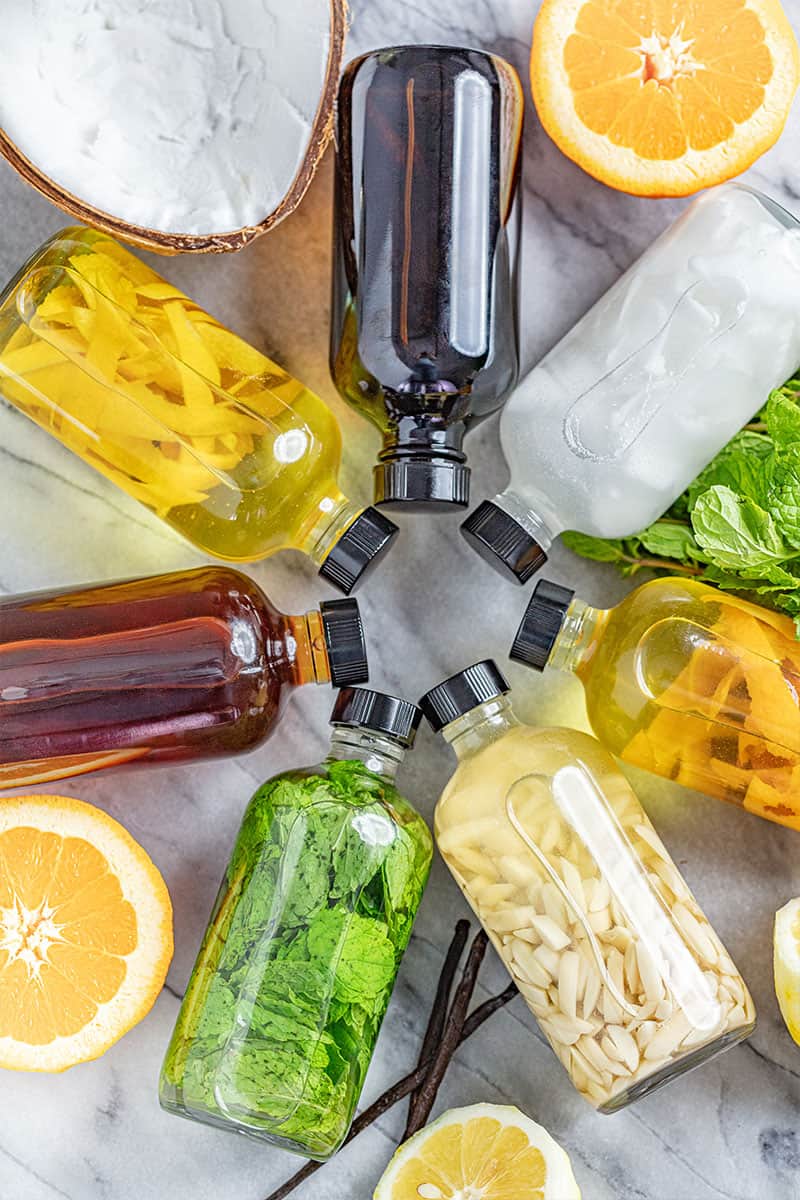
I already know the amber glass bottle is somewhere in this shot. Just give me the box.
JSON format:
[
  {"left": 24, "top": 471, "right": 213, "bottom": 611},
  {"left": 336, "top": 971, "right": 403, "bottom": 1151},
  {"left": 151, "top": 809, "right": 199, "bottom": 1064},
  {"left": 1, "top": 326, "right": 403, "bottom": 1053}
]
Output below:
[{"left": 0, "top": 566, "right": 368, "bottom": 787}]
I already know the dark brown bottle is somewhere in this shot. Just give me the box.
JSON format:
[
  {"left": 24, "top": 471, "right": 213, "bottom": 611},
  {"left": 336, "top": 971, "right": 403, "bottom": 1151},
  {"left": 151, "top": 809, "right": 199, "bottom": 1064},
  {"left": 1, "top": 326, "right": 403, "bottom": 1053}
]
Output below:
[
  {"left": 0, "top": 567, "right": 368, "bottom": 787},
  {"left": 331, "top": 45, "right": 523, "bottom": 509}
]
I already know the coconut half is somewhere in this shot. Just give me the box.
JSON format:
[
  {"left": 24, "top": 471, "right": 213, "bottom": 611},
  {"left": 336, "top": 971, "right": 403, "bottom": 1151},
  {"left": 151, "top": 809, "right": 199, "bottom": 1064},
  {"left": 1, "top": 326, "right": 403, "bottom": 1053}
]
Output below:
[{"left": 0, "top": 0, "right": 346, "bottom": 253}]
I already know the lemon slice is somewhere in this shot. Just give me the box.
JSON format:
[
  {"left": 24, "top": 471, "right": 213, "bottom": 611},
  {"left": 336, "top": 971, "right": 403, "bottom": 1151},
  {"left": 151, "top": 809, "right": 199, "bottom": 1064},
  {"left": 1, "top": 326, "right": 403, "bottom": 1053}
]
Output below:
[
  {"left": 774, "top": 896, "right": 800, "bottom": 1045},
  {"left": 373, "top": 1103, "right": 581, "bottom": 1200}
]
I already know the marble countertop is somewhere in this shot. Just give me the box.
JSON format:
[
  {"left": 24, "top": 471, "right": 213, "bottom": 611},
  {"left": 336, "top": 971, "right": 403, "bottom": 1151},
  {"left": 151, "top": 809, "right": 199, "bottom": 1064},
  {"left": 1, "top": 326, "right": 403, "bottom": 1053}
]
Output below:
[{"left": 1, "top": 2, "right": 800, "bottom": 1198}]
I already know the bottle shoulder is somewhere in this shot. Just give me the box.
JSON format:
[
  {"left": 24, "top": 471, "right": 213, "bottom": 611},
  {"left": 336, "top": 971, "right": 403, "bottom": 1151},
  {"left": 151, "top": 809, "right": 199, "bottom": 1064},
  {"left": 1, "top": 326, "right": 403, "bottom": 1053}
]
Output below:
[
  {"left": 438, "top": 724, "right": 618, "bottom": 814},
  {"left": 244, "top": 760, "right": 431, "bottom": 850}
]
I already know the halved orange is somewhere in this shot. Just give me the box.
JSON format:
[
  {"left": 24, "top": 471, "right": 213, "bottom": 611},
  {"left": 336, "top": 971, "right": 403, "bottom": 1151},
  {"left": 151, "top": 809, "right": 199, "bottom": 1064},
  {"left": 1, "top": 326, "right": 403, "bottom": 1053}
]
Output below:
[
  {"left": 0, "top": 794, "right": 173, "bottom": 1071},
  {"left": 531, "top": 0, "right": 800, "bottom": 195}
]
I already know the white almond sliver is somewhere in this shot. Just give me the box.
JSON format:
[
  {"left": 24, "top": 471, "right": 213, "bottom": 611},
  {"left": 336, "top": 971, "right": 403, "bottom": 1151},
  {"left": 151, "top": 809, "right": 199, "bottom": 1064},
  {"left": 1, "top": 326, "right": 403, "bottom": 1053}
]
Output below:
[
  {"left": 540, "top": 816, "right": 562, "bottom": 855},
  {"left": 582, "top": 967, "right": 603, "bottom": 1020},
  {"left": 588, "top": 907, "right": 612, "bottom": 933},
  {"left": 635, "top": 1020, "right": 658, "bottom": 1050},
  {"left": 530, "top": 914, "right": 571, "bottom": 952},
  {"left": 673, "top": 902, "right": 719, "bottom": 966},
  {"left": 606, "top": 1025, "right": 640, "bottom": 1072},
  {"left": 498, "top": 855, "right": 535, "bottom": 889},
  {"left": 633, "top": 822, "right": 669, "bottom": 860},
  {"left": 437, "top": 818, "right": 499, "bottom": 853},
  {"left": 558, "top": 950, "right": 581, "bottom": 1021},
  {"left": 485, "top": 905, "right": 540, "bottom": 933},
  {"left": 588, "top": 874, "right": 611, "bottom": 912},
  {"left": 532, "top": 943, "right": 562, "bottom": 980},
  {"left": 510, "top": 940, "right": 552, "bottom": 988},
  {"left": 559, "top": 856, "right": 585, "bottom": 909},
  {"left": 636, "top": 942, "right": 665, "bottom": 1005},
  {"left": 624, "top": 940, "right": 641, "bottom": 995},
  {"left": 541, "top": 881, "right": 569, "bottom": 928},
  {"left": 448, "top": 845, "right": 498, "bottom": 878},
  {"left": 643, "top": 1011, "right": 692, "bottom": 1061}
]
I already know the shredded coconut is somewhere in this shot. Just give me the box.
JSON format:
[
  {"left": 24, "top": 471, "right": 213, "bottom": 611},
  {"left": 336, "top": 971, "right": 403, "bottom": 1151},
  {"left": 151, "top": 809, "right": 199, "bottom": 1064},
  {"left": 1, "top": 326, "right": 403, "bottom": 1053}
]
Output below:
[{"left": 0, "top": 0, "right": 332, "bottom": 234}]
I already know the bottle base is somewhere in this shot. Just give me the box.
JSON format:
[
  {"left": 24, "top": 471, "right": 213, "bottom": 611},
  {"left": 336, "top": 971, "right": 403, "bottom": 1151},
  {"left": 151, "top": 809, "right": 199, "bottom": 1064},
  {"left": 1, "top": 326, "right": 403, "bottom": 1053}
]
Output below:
[
  {"left": 596, "top": 1018, "right": 756, "bottom": 1114},
  {"left": 158, "top": 1092, "right": 344, "bottom": 1161}
]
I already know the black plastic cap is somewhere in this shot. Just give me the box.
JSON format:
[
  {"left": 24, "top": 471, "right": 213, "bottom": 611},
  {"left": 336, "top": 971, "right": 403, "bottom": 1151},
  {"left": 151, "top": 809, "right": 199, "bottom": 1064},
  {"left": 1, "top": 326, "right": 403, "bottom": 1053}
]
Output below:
[
  {"left": 331, "top": 687, "right": 423, "bottom": 748},
  {"left": 510, "top": 579, "right": 575, "bottom": 672},
  {"left": 319, "top": 598, "right": 369, "bottom": 687},
  {"left": 375, "top": 459, "right": 470, "bottom": 509},
  {"left": 419, "top": 660, "right": 510, "bottom": 732},
  {"left": 461, "top": 500, "right": 547, "bottom": 584},
  {"left": 318, "top": 507, "right": 399, "bottom": 594}
]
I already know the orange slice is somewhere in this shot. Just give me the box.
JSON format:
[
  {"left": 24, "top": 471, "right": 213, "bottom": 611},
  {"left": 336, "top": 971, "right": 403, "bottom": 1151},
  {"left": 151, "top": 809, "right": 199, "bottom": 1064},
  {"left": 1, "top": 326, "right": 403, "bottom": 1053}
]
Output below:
[
  {"left": 0, "top": 794, "right": 173, "bottom": 1071},
  {"left": 531, "top": 0, "right": 800, "bottom": 195},
  {"left": 0, "top": 748, "right": 151, "bottom": 790}
]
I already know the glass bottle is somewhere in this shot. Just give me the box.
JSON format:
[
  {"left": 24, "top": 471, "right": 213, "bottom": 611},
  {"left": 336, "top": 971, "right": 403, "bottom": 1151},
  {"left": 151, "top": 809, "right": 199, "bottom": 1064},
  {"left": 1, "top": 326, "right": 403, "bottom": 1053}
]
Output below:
[
  {"left": 0, "top": 226, "right": 397, "bottom": 593},
  {"left": 420, "top": 661, "right": 755, "bottom": 1111},
  {"left": 512, "top": 576, "right": 800, "bottom": 831},
  {"left": 160, "top": 687, "right": 432, "bottom": 1159},
  {"left": 462, "top": 184, "right": 800, "bottom": 581},
  {"left": 0, "top": 565, "right": 368, "bottom": 788},
  {"left": 331, "top": 45, "right": 523, "bottom": 509}
]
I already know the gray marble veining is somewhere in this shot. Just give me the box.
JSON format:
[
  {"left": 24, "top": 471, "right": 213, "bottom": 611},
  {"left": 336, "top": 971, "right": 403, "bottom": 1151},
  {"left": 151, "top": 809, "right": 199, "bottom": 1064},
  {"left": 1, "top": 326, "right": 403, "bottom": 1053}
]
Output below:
[{"left": 0, "top": 1, "right": 799, "bottom": 1197}]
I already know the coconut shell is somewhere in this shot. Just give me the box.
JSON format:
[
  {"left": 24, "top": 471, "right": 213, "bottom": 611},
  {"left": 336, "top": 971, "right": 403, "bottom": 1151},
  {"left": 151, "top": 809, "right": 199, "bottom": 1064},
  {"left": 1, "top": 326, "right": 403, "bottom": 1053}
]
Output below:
[{"left": 0, "top": 0, "right": 347, "bottom": 254}]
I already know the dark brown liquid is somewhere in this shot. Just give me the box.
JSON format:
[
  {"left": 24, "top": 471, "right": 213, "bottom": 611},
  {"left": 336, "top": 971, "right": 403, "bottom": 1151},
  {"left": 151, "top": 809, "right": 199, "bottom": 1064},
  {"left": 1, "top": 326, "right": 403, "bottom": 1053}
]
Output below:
[{"left": 0, "top": 567, "right": 294, "bottom": 782}]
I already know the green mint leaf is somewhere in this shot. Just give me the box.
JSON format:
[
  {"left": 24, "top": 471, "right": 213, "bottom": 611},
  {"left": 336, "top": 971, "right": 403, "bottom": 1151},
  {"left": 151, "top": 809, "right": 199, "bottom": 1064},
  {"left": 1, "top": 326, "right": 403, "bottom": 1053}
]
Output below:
[
  {"left": 767, "top": 444, "right": 800, "bottom": 549},
  {"left": 562, "top": 531, "right": 629, "bottom": 563},
  {"left": 638, "top": 520, "right": 706, "bottom": 562},
  {"left": 691, "top": 485, "right": 791, "bottom": 573},
  {"left": 767, "top": 380, "right": 800, "bottom": 447},
  {"left": 307, "top": 908, "right": 396, "bottom": 1004},
  {"left": 687, "top": 431, "right": 774, "bottom": 510}
]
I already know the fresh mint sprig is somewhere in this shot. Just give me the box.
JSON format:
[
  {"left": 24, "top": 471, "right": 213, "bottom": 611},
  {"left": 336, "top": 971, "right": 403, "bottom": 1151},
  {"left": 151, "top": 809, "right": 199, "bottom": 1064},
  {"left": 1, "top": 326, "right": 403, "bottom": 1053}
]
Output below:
[{"left": 563, "top": 373, "right": 800, "bottom": 632}]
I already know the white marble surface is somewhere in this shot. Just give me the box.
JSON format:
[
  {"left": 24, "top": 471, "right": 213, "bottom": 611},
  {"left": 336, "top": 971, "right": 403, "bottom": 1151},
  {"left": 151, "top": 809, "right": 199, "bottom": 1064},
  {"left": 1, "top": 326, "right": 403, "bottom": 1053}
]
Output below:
[{"left": 1, "top": 2, "right": 800, "bottom": 1198}]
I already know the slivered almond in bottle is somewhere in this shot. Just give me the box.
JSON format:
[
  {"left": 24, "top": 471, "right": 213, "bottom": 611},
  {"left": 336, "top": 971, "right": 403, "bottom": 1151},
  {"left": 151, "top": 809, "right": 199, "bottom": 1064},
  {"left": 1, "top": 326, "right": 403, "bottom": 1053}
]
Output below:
[{"left": 426, "top": 666, "right": 756, "bottom": 1112}]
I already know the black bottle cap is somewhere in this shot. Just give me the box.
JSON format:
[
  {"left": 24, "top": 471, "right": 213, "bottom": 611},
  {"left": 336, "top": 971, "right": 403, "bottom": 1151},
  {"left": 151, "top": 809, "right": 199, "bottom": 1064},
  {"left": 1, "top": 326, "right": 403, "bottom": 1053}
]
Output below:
[
  {"left": 375, "top": 458, "right": 470, "bottom": 509},
  {"left": 319, "top": 598, "right": 369, "bottom": 686},
  {"left": 419, "top": 660, "right": 510, "bottom": 732},
  {"left": 331, "top": 687, "right": 423, "bottom": 748},
  {"left": 318, "top": 507, "right": 399, "bottom": 594},
  {"left": 510, "top": 579, "right": 575, "bottom": 672},
  {"left": 461, "top": 500, "right": 548, "bottom": 584}
]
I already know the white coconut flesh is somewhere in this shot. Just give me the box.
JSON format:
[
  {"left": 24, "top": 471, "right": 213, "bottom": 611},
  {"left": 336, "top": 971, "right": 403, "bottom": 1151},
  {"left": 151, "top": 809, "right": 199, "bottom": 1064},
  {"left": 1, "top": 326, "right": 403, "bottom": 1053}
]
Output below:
[{"left": 0, "top": 0, "right": 335, "bottom": 236}]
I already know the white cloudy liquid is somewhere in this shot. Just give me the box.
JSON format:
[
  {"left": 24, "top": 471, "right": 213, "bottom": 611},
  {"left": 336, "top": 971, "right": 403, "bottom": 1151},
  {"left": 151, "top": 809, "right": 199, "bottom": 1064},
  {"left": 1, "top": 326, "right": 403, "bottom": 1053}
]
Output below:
[{"left": 496, "top": 185, "right": 800, "bottom": 544}]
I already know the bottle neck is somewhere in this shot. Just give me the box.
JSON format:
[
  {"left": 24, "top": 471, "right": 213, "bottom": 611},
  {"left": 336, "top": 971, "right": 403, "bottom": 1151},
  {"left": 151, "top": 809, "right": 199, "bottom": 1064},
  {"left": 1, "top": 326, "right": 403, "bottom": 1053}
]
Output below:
[
  {"left": 441, "top": 694, "right": 521, "bottom": 761},
  {"left": 296, "top": 485, "right": 364, "bottom": 566},
  {"left": 491, "top": 488, "right": 560, "bottom": 551},
  {"left": 327, "top": 727, "right": 406, "bottom": 782},
  {"left": 282, "top": 610, "right": 334, "bottom": 686},
  {"left": 548, "top": 597, "right": 606, "bottom": 678}
]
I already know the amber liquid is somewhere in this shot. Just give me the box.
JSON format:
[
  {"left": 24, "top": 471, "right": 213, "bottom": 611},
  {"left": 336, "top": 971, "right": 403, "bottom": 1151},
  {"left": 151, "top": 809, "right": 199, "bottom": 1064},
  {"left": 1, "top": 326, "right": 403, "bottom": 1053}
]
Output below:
[
  {"left": 0, "top": 567, "right": 295, "bottom": 786},
  {"left": 576, "top": 578, "right": 800, "bottom": 829}
]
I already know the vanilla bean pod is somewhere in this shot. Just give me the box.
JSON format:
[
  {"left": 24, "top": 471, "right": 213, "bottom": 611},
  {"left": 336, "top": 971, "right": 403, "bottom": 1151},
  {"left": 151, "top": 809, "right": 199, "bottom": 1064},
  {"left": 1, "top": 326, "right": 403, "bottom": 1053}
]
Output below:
[
  {"left": 403, "top": 919, "right": 469, "bottom": 1138},
  {"left": 403, "top": 930, "right": 488, "bottom": 1138}
]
